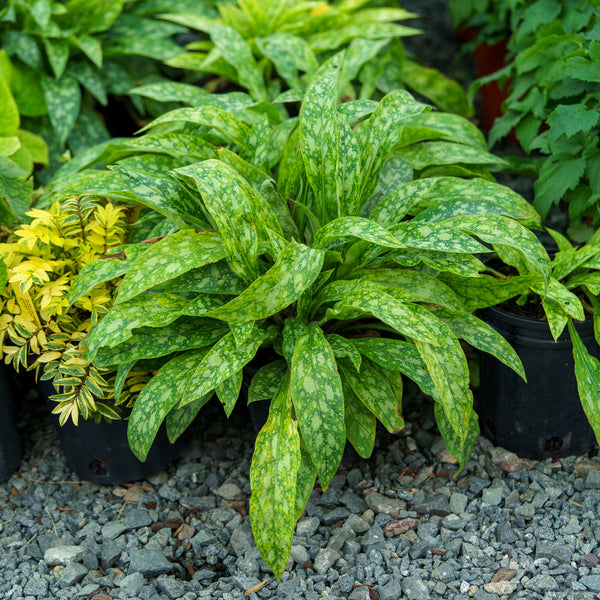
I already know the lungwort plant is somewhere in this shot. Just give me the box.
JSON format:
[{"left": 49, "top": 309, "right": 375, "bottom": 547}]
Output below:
[
  {"left": 68, "top": 55, "right": 549, "bottom": 577},
  {"left": 0, "top": 196, "right": 150, "bottom": 425}
]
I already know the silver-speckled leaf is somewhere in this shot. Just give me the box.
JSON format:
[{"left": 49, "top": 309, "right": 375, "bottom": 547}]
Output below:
[
  {"left": 434, "top": 401, "right": 479, "bottom": 472},
  {"left": 358, "top": 89, "right": 428, "bottom": 208},
  {"left": 299, "top": 54, "right": 340, "bottom": 224},
  {"left": 291, "top": 325, "right": 345, "bottom": 488},
  {"left": 216, "top": 369, "right": 243, "bottom": 417},
  {"left": 337, "top": 114, "right": 362, "bottom": 217},
  {"left": 542, "top": 297, "right": 570, "bottom": 341},
  {"left": 68, "top": 245, "right": 148, "bottom": 305},
  {"left": 128, "top": 350, "right": 206, "bottom": 460},
  {"left": 364, "top": 155, "right": 413, "bottom": 217},
  {"left": 260, "top": 180, "right": 299, "bottom": 242},
  {"left": 415, "top": 330, "right": 472, "bottom": 442},
  {"left": 166, "top": 391, "right": 213, "bottom": 443},
  {"left": 250, "top": 373, "right": 300, "bottom": 579},
  {"left": 205, "top": 241, "right": 324, "bottom": 323},
  {"left": 436, "top": 309, "right": 526, "bottom": 380},
  {"left": 567, "top": 272, "right": 600, "bottom": 296},
  {"left": 248, "top": 360, "right": 288, "bottom": 404},
  {"left": 245, "top": 115, "right": 270, "bottom": 171},
  {"left": 41, "top": 74, "right": 81, "bottom": 144},
  {"left": 352, "top": 337, "right": 436, "bottom": 397},
  {"left": 339, "top": 357, "right": 404, "bottom": 434},
  {"left": 553, "top": 244, "right": 600, "bottom": 281},
  {"left": 128, "top": 81, "right": 208, "bottom": 105},
  {"left": 569, "top": 320, "right": 600, "bottom": 445},
  {"left": 217, "top": 147, "right": 272, "bottom": 191},
  {"left": 43, "top": 38, "right": 69, "bottom": 79},
  {"left": 160, "top": 262, "right": 246, "bottom": 295},
  {"left": 395, "top": 220, "right": 490, "bottom": 254},
  {"left": 342, "top": 376, "right": 376, "bottom": 459},
  {"left": 386, "top": 249, "right": 486, "bottom": 278},
  {"left": 399, "top": 113, "right": 487, "bottom": 150},
  {"left": 230, "top": 321, "right": 255, "bottom": 347},
  {"left": 312, "top": 217, "right": 404, "bottom": 250},
  {"left": 116, "top": 230, "right": 226, "bottom": 304},
  {"left": 338, "top": 37, "right": 390, "bottom": 93},
  {"left": 123, "top": 133, "right": 217, "bottom": 161},
  {"left": 399, "top": 141, "right": 507, "bottom": 171},
  {"left": 93, "top": 317, "right": 228, "bottom": 368},
  {"left": 326, "top": 335, "right": 361, "bottom": 372},
  {"left": 180, "top": 329, "right": 266, "bottom": 407},
  {"left": 294, "top": 442, "right": 317, "bottom": 521}
]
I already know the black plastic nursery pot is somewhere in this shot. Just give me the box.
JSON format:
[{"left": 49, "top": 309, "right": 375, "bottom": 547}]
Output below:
[
  {"left": 0, "top": 365, "right": 21, "bottom": 483},
  {"left": 42, "top": 384, "right": 180, "bottom": 485},
  {"left": 477, "top": 306, "right": 598, "bottom": 460}
]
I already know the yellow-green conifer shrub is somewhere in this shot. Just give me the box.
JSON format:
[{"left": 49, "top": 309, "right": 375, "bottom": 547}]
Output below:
[{"left": 0, "top": 197, "right": 150, "bottom": 425}]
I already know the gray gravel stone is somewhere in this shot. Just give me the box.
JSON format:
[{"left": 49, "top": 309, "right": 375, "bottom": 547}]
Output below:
[
  {"left": 365, "top": 493, "right": 406, "bottom": 517},
  {"left": 23, "top": 577, "right": 48, "bottom": 597},
  {"left": 118, "top": 573, "right": 146, "bottom": 598},
  {"left": 102, "top": 521, "right": 127, "bottom": 539},
  {"left": 441, "top": 514, "right": 465, "bottom": 531},
  {"left": 313, "top": 548, "right": 340, "bottom": 574},
  {"left": 431, "top": 563, "right": 456, "bottom": 583},
  {"left": 128, "top": 549, "right": 173, "bottom": 577},
  {"left": 296, "top": 516, "right": 320, "bottom": 537},
  {"left": 157, "top": 575, "right": 186, "bottom": 599},
  {"left": 345, "top": 514, "right": 370, "bottom": 534},
  {"left": 349, "top": 587, "right": 370, "bottom": 600},
  {"left": 378, "top": 577, "right": 402, "bottom": 600},
  {"left": 44, "top": 545, "right": 85, "bottom": 566},
  {"left": 58, "top": 562, "right": 88, "bottom": 588},
  {"left": 401, "top": 575, "right": 430, "bottom": 600},
  {"left": 100, "top": 537, "right": 122, "bottom": 569},
  {"left": 125, "top": 508, "right": 153, "bottom": 530},
  {"left": 580, "top": 575, "right": 600, "bottom": 592},
  {"left": 524, "top": 574, "right": 559, "bottom": 592},
  {"left": 449, "top": 492, "right": 468, "bottom": 515},
  {"left": 495, "top": 521, "right": 517, "bottom": 544}
]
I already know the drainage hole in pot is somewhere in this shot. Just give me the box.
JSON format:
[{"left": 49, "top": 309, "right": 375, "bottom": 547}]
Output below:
[
  {"left": 544, "top": 437, "right": 564, "bottom": 453},
  {"left": 89, "top": 459, "right": 109, "bottom": 476}
]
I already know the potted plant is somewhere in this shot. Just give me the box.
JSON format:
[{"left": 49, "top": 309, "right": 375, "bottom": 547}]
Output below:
[
  {"left": 62, "top": 52, "right": 552, "bottom": 576},
  {"left": 0, "top": 196, "right": 178, "bottom": 483}
]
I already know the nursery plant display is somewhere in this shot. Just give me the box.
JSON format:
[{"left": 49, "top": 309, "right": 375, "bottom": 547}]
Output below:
[
  {"left": 61, "top": 52, "right": 555, "bottom": 576},
  {"left": 0, "top": 196, "right": 151, "bottom": 426}
]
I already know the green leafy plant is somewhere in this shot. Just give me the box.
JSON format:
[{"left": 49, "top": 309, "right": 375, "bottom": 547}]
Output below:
[
  {"left": 158, "top": 0, "right": 473, "bottom": 116},
  {"left": 0, "top": 196, "right": 150, "bottom": 425},
  {"left": 0, "top": 0, "right": 216, "bottom": 183},
  {"left": 65, "top": 53, "right": 550, "bottom": 576}
]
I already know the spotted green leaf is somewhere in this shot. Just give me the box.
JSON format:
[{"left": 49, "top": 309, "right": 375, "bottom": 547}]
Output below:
[
  {"left": 245, "top": 114, "right": 270, "bottom": 171},
  {"left": 68, "top": 244, "right": 148, "bottom": 305},
  {"left": 386, "top": 249, "right": 485, "bottom": 278},
  {"left": 0, "top": 257, "right": 7, "bottom": 292},
  {"left": 166, "top": 391, "right": 213, "bottom": 443},
  {"left": 436, "top": 309, "right": 526, "bottom": 380},
  {"left": 434, "top": 401, "right": 479, "bottom": 472},
  {"left": 259, "top": 180, "right": 299, "bottom": 242},
  {"left": 94, "top": 317, "right": 228, "bottom": 368},
  {"left": 339, "top": 357, "right": 404, "bottom": 434},
  {"left": 230, "top": 321, "right": 255, "bottom": 347},
  {"left": 73, "top": 35, "right": 103, "bottom": 68},
  {"left": 0, "top": 155, "right": 32, "bottom": 222},
  {"left": 217, "top": 147, "right": 271, "bottom": 190},
  {"left": 129, "top": 81, "right": 208, "bottom": 105},
  {"left": 553, "top": 244, "right": 600, "bottom": 282},
  {"left": 313, "top": 217, "right": 404, "bottom": 251},
  {"left": 325, "top": 335, "right": 361, "bottom": 372},
  {"left": 160, "top": 262, "right": 246, "bottom": 296},
  {"left": 124, "top": 133, "right": 217, "bottom": 161},
  {"left": 567, "top": 272, "right": 600, "bottom": 296},
  {"left": 205, "top": 241, "right": 324, "bottom": 323},
  {"left": 299, "top": 54, "right": 340, "bottom": 224},
  {"left": 41, "top": 74, "right": 81, "bottom": 144},
  {"left": 291, "top": 324, "right": 345, "bottom": 489},
  {"left": 139, "top": 106, "right": 250, "bottom": 148},
  {"left": 180, "top": 329, "right": 266, "bottom": 407},
  {"left": 569, "top": 320, "right": 600, "bottom": 445},
  {"left": 351, "top": 337, "right": 436, "bottom": 397},
  {"left": 294, "top": 442, "right": 317, "bottom": 521},
  {"left": 363, "top": 155, "right": 413, "bottom": 217},
  {"left": 542, "top": 297, "right": 570, "bottom": 341},
  {"left": 128, "top": 350, "right": 205, "bottom": 460},
  {"left": 115, "top": 230, "right": 226, "bottom": 304},
  {"left": 338, "top": 37, "right": 391, "bottom": 93},
  {"left": 215, "top": 369, "right": 243, "bottom": 417},
  {"left": 342, "top": 376, "right": 376, "bottom": 459},
  {"left": 415, "top": 330, "right": 473, "bottom": 442},
  {"left": 43, "top": 38, "right": 69, "bottom": 79},
  {"left": 337, "top": 114, "right": 362, "bottom": 217},
  {"left": 250, "top": 373, "right": 300, "bottom": 579},
  {"left": 248, "top": 360, "right": 288, "bottom": 404},
  {"left": 358, "top": 89, "right": 428, "bottom": 208}
]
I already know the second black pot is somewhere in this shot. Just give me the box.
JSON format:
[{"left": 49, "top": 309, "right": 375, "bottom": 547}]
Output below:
[
  {"left": 0, "top": 365, "right": 21, "bottom": 483},
  {"left": 477, "top": 306, "right": 598, "bottom": 460}
]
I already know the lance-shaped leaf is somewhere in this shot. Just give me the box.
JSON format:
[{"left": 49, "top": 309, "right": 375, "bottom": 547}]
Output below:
[
  {"left": 216, "top": 369, "right": 243, "bottom": 417},
  {"left": 343, "top": 376, "right": 377, "bottom": 459},
  {"left": 395, "top": 221, "right": 490, "bottom": 254},
  {"left": 351, "top": 337, "right": 436, "bottom": 397},
  {"left": 358, "top": 89, "right": 428, "bottom": 208},
  {"left": 435, "top": 309, "right": 526, "bottom": 380},
  {"left": 166, "top": 392, "right": 213, "bottom": 443},
  {"left": 299, "top": 54, "right": 340, "bottom": 223},
  {"left": 69, "top": 244, "right": 148, "bottom": 305},
  {"left": 312, "top": 217, "right": 404, "bottom": 250},
  {"left": 138, "top": 105, "right": 250, "bottom": 148},
  {"left": 294, "top": 442, "right": 317, "bottom": 521},
  {"left": 115, "top": 230, "right": 226, "bottom": 304},
  {"left": 248, "top": 361, "right": 288, "bottom": 404},
  {"left": 161, "top": 262, "right": 246, "bottom": 295},
  {"left": 41, "top": 74, "right": 81, "bottom": 145},
  {"left": 339, "top": 357, "right": 404, "bottom": 434},
  {"left": 128, "top": 350, "right": 206, "bottom": 461},
  {"left": 180, "top": 329, "right": 266, "bottom": 407},
  {"left": 569, "top": 320, "right": 600, "bottom": 445},
  {"left": 337, "top": 114, "right": 362, "bottom": 217},
  {"left": 386, "top": 248, "right": 485, "bottom": 278},
  {"left": 415, "top": 330, "right": 473, "bottom": 442},
  {"left": 542, "top": 297, "right": 569, "bottom": 341},
  {"left": 250, "top": 373, "right": 300, "bottom": 580},
  {"left": 93, "top": 318, "right": 228, "bottom": 368},
  {"left": 434, "top": 401, "right": 479, "bottom": 472},
  {"left": 326, "top": 334, "right": 361, "bottom": 372},
  {"left": 291, "top": 324, "right": 345, "bottom": 489},
  {"left": 530, "top": 277, "right": 585, "bottom": 323},
  {"left": 175, "top": 160, "right": 279, "bottom": 282},
  {"left": 205, "top": 241, "right": 324, "bottom": 323}
]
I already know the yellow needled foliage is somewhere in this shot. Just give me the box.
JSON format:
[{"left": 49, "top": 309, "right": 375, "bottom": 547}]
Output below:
[{"left": 0, "top": 196, "right": 151, "bottom": 426}]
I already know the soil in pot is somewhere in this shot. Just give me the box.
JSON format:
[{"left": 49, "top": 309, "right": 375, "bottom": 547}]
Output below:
[{"left": 477, "top": 304, "right": 598, "bottom": 460}]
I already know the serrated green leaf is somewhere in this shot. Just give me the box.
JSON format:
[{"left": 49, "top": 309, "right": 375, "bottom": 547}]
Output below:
[
  {"left": 339, "top": 357, "right": 403, "bottom": 433},
  {"left": 41, "top": 74, "right": 81, "bottom": 145},
  {"left": 436, "top": 309, "right": 526, "bottom": 380},
  {"left": 291, "top": 325, "right": 345, "bottom": 488},
  {"left": 248, "top": 360, "right": 288, "bottom": 404},
  {"left": 250, "top": 373, "right": 300, "bottom": 580},
  {"left": 325, "top": 334, "right": 361, "bottom": 372},
  {"left": 215, "top": 369, "right": 243, "bottom": 417},
  {"left": 116, "top": 230, "right": 226, "bottom": 304},
  {"left": 342, "top": 376, "right": 376, "bottom": 459},
  {"left": 128, "top": 350, "right": 205, "bottom": 460},
  {"left": 569, "top": 320, "right": 600, "bottom": 445},
  {"left": 547, "top": 104, "right": 600, "bottom": 141},
  {"left": 434, "top": 401, "right": 478, "bottom": 472},
  {"left": 299, "top": 54, "right": 340, "bottom": 223},
  {"left": 205, "top": 240, "right": 324, "bottom": 323}
]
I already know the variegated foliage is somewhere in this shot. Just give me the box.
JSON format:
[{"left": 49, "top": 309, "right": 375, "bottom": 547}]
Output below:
[{"left": 68, "top": 55, "right": 551, "bottom": 577}]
